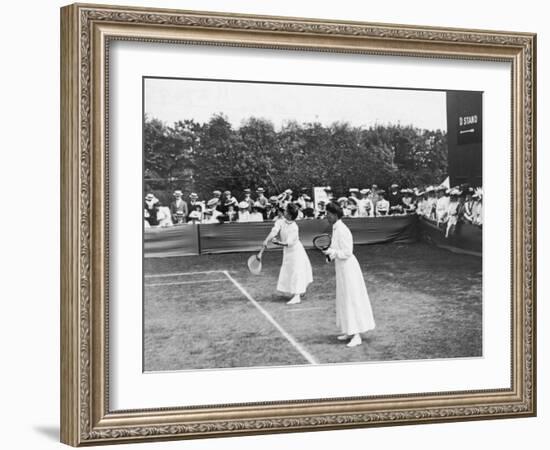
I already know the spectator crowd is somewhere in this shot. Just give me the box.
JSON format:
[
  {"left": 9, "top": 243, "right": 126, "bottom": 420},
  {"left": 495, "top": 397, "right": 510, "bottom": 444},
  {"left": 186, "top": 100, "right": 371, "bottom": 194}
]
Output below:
[{"left": 144, "top": 183, "right": 483, "bottom": 237}]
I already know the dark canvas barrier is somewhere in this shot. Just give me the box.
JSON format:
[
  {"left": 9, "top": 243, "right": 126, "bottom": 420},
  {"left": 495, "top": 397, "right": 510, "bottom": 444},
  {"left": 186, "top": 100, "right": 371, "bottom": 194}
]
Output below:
[
  {"left": 199, "top": 219, "right": 333, "bottom": 254},
  {"left": 343, "top": 216, "right": 418, "bottom": 246},
  {"left": 418, "top": 217, "right": 482, "bottom": 256},
  {"left": 144, "top": 215, "right": 418, "bottom": 257},
  {"left": 199, "top": 221, "right": 277, "bottom": 254},
  {"left": 144, "top": 224, "right": 200, "bottom": 258}
]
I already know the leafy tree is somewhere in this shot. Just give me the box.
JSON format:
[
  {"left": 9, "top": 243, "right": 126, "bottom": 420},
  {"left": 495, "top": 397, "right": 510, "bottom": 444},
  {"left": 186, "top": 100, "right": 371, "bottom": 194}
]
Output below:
[{"left": 143, "top": 114, "right": 449, "bottom": 201}]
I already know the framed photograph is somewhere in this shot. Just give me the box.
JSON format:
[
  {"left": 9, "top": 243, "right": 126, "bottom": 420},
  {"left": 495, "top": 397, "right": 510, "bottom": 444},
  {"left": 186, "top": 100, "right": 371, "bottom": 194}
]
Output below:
[{"left": 60, "top": 3, "right": 536, "bottom": 446}]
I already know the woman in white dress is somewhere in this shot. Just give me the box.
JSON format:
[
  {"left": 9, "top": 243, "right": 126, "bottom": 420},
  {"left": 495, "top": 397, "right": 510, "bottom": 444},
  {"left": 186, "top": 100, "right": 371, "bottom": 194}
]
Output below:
[
  {"left": 323, "top": 202, "right": 376, "bottom": 347},
  {"left": 445, "top": 189, "right": 461, "bottom": 237},
  {"left": 263, "top": 203, "right": 313, "bottom": 305}
]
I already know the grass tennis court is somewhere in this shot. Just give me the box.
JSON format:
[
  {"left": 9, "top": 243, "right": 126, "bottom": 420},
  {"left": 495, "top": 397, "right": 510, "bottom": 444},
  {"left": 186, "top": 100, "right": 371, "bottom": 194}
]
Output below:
[{"left": 143, "top": 242, "right": 482, "bottom": 372}]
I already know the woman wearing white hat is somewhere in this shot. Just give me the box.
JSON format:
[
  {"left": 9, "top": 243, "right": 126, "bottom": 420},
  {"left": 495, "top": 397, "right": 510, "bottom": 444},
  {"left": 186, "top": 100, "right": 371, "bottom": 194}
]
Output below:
[
  {"left": 187, "top": 193, "right": 203, "bottom": 220},
  {"left": 358, "top": 189, "right": 374, "bottom": 217},
  {"left": 337, "top": 197, "right": 351, "bottom": 217},
  {"left": 375, "top": 191, "right": 389, "bottom": 216},
  {"left": 203, "top": 198, "right": 223, "bottom": 224},
  {"left": 263, "top": 203, "right": 313, "bottom": 305},
  {"left": 445, "top": 188, "right": 462, "bottom": 237},
  {"left": 471, "top": 188, "right": 483, "bottom": 226},
  {"left": 237, "top": 201, "right": 251, "bottom": 222},
  {"left": 144, "top": 193, "right": 159, "bottom": 226},
  {"left": 435, "top": 186, "right": 450, "bottom": 225},
  {"left": 401, "top": 189, "right": 416, "bottom": 214},
  {"left": 188, "top": 209, "right": 202, "bottom": 224}
]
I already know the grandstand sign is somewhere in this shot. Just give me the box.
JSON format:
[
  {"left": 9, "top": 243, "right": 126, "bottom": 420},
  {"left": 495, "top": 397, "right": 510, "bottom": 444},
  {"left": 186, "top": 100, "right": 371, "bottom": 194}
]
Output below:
[{"left": 446, "top": 91, "right": 483, "bottom": 187}]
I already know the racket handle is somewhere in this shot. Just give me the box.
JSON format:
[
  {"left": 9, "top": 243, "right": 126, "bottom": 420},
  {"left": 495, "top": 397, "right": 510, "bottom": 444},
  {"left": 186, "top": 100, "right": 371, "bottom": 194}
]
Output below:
[{"left": 258, "top": 245, "right": 266, "bottom": 259}]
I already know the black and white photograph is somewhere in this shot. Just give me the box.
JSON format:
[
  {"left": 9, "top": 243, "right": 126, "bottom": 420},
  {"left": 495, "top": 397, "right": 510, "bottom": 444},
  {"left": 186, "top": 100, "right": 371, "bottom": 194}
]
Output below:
[{"left": 143, "top": 77, "right": 483, "bottom": 372}]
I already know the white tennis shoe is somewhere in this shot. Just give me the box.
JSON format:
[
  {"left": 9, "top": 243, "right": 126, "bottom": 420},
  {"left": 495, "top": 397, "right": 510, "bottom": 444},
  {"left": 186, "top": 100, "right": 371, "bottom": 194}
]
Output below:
[
  {"left": 346, "top": 334, "right": 362, "bottom": 347},
  {"left": 287, "top": 295, "right": 301, "bottom": 305}
]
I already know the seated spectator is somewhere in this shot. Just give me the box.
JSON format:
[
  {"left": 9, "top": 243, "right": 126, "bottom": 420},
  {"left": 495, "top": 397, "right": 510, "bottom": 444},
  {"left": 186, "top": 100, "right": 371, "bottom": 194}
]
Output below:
[
  {"left": 388, "top": 184, "right": 402, "bottom": 215},
  {"left": 237, "top": 201, "right": 250, "bottom": 222},
  {"left": 461, "top": 187, "right": 475, "bottom": 223},
  {"left": 401, "top": 189, "right": 416, "bottom": 214},
  {"left": 188, "top": 210, "right": 202, "bottom": 224},
  {"left": 349, "top": 188, "right": 360, "bottom": 200},
  {"left": 210, "top": 190, "right": 222, "bottom": 212},
  {"left": 242, "top": 188, "right": 254, "bottom": 211},
  {"left": 226, "top": 204, "right": 237, "bottom": 222},
  {"left": 324, "top": 186, "right": 334, "bottom": 204},
  {"left": 202, "top": 209, "right": 214, "bottom": 224},
  {"left": 203, "top": 198, "right": 223, "bottom": 223},
  {"left": 156, "top": 205, "right": 173, "bottom": 227},
  {"left": 337, "top": 197, "right": 351, "bottom": 217},
  {"left": 144, "top": 193, "right": 159, "bottom": 226},
  {"left": 266, "top": 196, "right": 279, "bottom": 220},
  {"left": 189, "top": 204, "right": 203, "bottom": 222},
  {"left": 249, "top": 203, "right": 265, "bottom": 222},
  {"left": 445, "top": 188, "right": 462, "bottom": 237},
  {"left": 435, "top": 186, "right": 450, "bottom": 225},
  {"left": 347, "top": 196, "right": 359, "bottom": 217},
  {"left": 220, "top": 190, "right": 238, "bottom": 213},
  {"left": 415, "top": 190, "right": 427, "bottom": 216},
  {"left": 425, "top": 186, "right": 437, "bottom": 220},
  {"left": 303, "top": 195, "right": 315, "bottom": 219},
  {"left": 471, "top": 188, "right": 483, "bottom": 226},
  {"left": 375, "top": 191, "right": 390, "bottom": 216},
  {"left": 316, "top": 200, "right": 327, "bottom": 219},
  {"left": 358, "top": 189, "right": 374, "bottom": 217},
  {"left": 188, "top": 192, "right": 203, "bottom": 217},
  {"left": 368, "top": 185, "right": 380, "bottom": 214},
  {"left": 295, "top": 190, "right": 308, "bottom": 210}
]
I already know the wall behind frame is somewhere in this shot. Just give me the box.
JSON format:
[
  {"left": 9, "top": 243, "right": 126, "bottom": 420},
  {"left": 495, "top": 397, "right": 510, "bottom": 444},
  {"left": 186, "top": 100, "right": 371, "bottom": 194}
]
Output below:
[{"left": 0, "top": 0, "right": 545, "bottom": 450}]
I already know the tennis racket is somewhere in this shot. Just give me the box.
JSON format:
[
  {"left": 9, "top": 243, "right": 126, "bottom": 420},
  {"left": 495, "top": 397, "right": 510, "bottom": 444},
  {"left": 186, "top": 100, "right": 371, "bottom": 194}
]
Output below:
[
  {"left": 313, "top": 233, "right": 332, "bottom": 262},
  {"left": 247, "top": 245, "right": 267, "bottom": 275}
]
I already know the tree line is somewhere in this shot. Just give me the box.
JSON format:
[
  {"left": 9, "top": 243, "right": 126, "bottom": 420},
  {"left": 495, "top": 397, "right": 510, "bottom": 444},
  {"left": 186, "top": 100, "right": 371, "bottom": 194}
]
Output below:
[{"left": 144, "top": 114, "right": 447, "bottom": 205}]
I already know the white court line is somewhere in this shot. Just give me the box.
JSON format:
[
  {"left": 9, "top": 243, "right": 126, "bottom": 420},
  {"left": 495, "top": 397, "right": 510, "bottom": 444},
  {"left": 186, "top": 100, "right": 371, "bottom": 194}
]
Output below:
[
  {"left": 223, "top": 271, "right": 319, "bottom": 365},
  {"left": 145, "top": 270, "right": 223, "bottom": 279},
  {"left": 285, "top": 306, "right": 325, "bottom": 312},
  {"left": 145, "top": 279, "right": 227, "bottom": 287}
]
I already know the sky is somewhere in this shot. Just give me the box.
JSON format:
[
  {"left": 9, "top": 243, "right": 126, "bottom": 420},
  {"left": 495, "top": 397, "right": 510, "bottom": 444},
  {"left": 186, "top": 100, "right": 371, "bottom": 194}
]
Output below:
[{"left": 144, "top": 77, "right": 447, "bottom": 131}]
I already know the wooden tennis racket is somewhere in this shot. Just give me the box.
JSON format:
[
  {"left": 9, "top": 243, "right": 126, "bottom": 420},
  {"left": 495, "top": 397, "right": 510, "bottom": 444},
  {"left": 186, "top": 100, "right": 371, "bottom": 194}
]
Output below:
[
  {"left": 313, "top": 233, "right": 332, "bottom": 262},
  {"left": 247, "top": 245, "right": 267, "bottom": 275}
]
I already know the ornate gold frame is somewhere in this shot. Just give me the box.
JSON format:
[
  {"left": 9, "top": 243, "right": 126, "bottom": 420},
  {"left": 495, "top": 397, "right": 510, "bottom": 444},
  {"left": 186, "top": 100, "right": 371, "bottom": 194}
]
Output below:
[{"left": 60, "top": 3, "right": 536, "bottom": 446}]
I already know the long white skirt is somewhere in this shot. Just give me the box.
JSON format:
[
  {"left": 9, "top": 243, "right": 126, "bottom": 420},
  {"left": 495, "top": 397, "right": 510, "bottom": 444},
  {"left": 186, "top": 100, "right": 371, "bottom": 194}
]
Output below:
[
  {"left": 277, "top": 242, "right": 313, "bottom": 295},
  {"left": 335, "top": 255, "right": 375, "bottom": 334}
]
